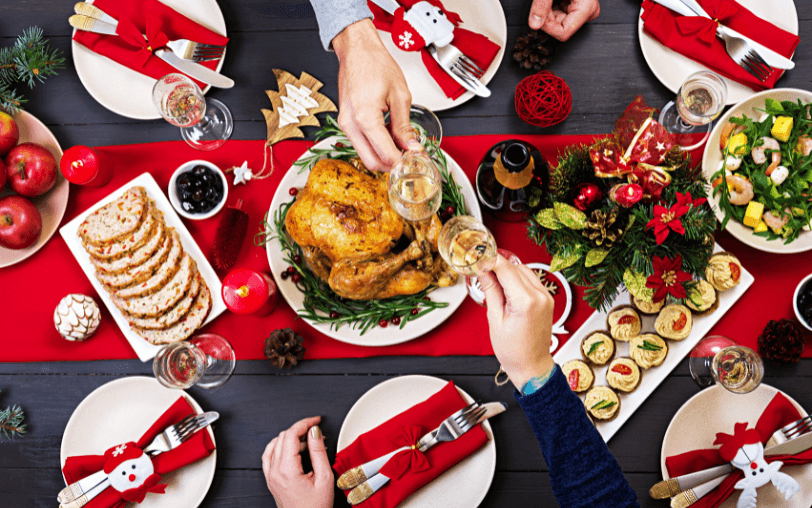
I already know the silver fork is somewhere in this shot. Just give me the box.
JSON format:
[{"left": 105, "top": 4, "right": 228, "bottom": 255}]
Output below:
[
  {"left": 770, "top": 415, "right": 812, "bottom": 446},
  {"left": 427, "top": 44, "right": 491, "bottom": 98},
  {"left": 72, "top": 2, "right": 226, "bottom": 62},
  {"left": 57, "top": 412, "right": 218, "bottom": 507}
]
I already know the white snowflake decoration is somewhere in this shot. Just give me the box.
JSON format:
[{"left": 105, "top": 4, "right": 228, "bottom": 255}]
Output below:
[
  {"left": 233, "top": 161, "right": 253, "bottom": 185},
  {"left": 112, "top": 444, "right": 127, "bottom": 457},
  {"left": 399, "top": 31, "right": 415, "bottom": 49},
  {"left": 533, "top": 269, "right": 558, "bottom": 295}
]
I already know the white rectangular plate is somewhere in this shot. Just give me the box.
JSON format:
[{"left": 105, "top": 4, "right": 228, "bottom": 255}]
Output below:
[
  {"left": 59, "top": 173, "right": 226, "bottom": 362},
  {"left": 553, "top": 244, "right": 754, "bottom": 442}
]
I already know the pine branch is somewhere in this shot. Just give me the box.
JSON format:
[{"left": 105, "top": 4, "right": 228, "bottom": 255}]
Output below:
[
  {"left": 0, "top": 26, "right": 63, "bottom": 113},
  {"left": 0, "top": 391, "right": 26, "bottom": 441}
]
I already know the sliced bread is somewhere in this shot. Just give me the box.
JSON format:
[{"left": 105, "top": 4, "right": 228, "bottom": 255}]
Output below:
[
  {"left": 84, "top": 202, "right": 161, "bottom": 261},
  {"left": 114, "top": 230, "right": 186, "bottom": 300},
  {"left": 113, "top": 254, "right": 195, "bottom": 318},
  {"left": 133, "top": 283, "right": 212, "bottom": 345},
  {"left": 95, "top": 226, "right": 173, "bottom": 289},
  {"left": 127, "top": 272, "right": 202, "bottom": 330},
  {"left": 91, "top": 219, "right": 166, "bottom": 276},
  {"left": 78, "top": 186, "right": 148, "bottom": 246}
]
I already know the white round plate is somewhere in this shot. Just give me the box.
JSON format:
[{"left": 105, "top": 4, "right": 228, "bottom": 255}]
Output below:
[
  {"left": 380, "top": 0, "right": 507, "bottom": 112},
  {"left": 638, "top": 0, "right": 798, "bottom": 105},
  {"left": 61, "top": 377, "right": 217, "bottom": 508},
  {"left": 71, "top": 0, "right": 227, "bottom": 119},
  {"left": 702, "top": 88, "right": 812, "bottom": 253},
  {"left": 0, "top": 110, "right": 66, "bottom": 268},
  {"left": 661, "top": 383, "right": 812, "bottom": 508},
  {"left": 266, "top": 137, "right": 482, "bottom": 347},
  {"left": 337, "top": 375, "right": 496, "bottom": 508}
]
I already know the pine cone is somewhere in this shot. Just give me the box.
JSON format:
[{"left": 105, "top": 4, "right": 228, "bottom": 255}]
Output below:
[
  {"left": 512, "top": 30, "right": 554, "bottom": 71},
  {"left": 265, "top": 328, "right": 306, "bottom": 368},
  {"left": 582, "top": 209, "right": 624, "bottom": 247},
  {"left": 758, "top": 319, "right": 804, "bottom": 364}
]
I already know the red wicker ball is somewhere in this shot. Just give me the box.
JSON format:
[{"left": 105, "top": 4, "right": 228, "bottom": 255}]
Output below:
[{"left": 515, "top": 71, "right": 572, "bottom": 128}]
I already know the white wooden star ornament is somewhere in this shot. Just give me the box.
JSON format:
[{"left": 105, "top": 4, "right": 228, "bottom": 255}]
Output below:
[{"left": 232, "top": 161, "right": 253, "bottom": 185}]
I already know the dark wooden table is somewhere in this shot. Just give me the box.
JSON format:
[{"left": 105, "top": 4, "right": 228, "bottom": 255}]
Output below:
[{"left": 2, "top": 1, "right": 812, "bottom": 506}]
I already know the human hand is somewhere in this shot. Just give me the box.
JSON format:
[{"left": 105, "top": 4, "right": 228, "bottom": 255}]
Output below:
[
  {"left": 478, "top": 255, "right": 556, "bottom": 391},
  {"left": 528, "top": 0, "right": 600, "bottom": 42},
  {"left": 333, "top": 19, "right": 422, "bottom": 172},
  {"left": 261, "top": 416, "right": 334, "bottom": 508}
]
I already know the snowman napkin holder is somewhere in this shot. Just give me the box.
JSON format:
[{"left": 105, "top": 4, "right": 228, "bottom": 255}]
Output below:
[{"left": 389, "top": 0, "right": 461, "bottom": 51}]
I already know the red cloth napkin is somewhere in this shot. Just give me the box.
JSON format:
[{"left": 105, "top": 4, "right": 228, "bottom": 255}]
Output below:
[
  {"left": 333, "top": 381, "right": 488, "bottom": 507},
  {"left": 62, "top": 396, "right": 216, "bottom": 508},
  {"left": 641, "top": 0, "right": 799, "bottom": 91},
  {"left": 665, "top": 392, "right": 812, "bottom": 508},
  {"left": 72, "top": 0, "right": 229, "bottom": 90},
  {"left": 368, "top": 0, "right": 500, "bottom": 100}
]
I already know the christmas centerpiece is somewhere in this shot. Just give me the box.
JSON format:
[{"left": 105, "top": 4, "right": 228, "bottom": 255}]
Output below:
[{"left": 528, "top": 96, "right": 717, "bottom": 311}]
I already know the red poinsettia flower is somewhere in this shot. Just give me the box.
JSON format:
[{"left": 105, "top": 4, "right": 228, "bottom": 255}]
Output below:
[
  {"left": 646, "top": 255, "right": 691, "bottom": 302},
  {"left": 675, "top": 191, "right": 707, "bottom": 209},
  {"left": 646, "top": 203, "right": 689, "bottom": 244}
]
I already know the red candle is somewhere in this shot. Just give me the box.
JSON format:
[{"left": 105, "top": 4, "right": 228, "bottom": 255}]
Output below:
[
  {"left": 611, "top": 183, "right": 643, "bottom": 208},
  {"left": 60, "top": 145, "right": 111, "bottom": 187},
  {"left": 222, "top": 269, "right": 279, "bottom": 316}
]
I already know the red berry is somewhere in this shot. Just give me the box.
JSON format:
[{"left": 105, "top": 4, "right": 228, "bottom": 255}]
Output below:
[
  {"left": 280, "top": 272, "right": 289, "bottom": 280},
  {"left": 391, "top": 316, "right": 401, "bottom": 325},
  {"left": 378, "top": 319, "right": 388, "bottom": 328},
  {"left": 293, "top": 255, "right": 302, "bottom": 264},
  {"left": 423, "top": 297, "right": 431, "bottom": 301},
  {"left": 330, "top": 311, "right": 339, "bottom": 319},
  {"left": 289, "top": 187, "right": 298, "bottom": 196},
  {"left": 291, "top": 273, "right": 302, "bottom": 283},
  {"left": 411, "top": 308, "right": 419, "bottom": 316},
  {"left": 445, "top": 205, "right": 455, "bottom": 215},
  {"left": 335, "top": 142, "right": 345, "bottom": 148},
  {"left": 287, "top": 266, "right": 296, "bottom": 274}
]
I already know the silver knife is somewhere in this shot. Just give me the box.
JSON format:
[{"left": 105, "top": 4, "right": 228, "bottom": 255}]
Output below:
[
  {"left": 68, "top": 16, "right": 234, "bottom": 88},
  {"left": 426, "top": 45, "right": 491, "bottom": 98},
  {"left": 345, "top": 401, "right": 507, "bottom": 505},
  {"left": 653, "top": 0, "right": 794, "bottom": 70}
]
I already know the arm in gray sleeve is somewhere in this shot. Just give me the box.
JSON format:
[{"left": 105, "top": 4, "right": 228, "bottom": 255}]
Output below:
[{"left": 309, "top": 0, "right": 374, "bottom": 51}]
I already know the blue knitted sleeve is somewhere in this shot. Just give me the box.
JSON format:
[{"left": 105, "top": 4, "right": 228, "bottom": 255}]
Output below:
[
  {"left": 515, "top": 365, "right": 640, "bottom": 508},
  {"left": 308, "top": 0, "right": 374, "bottom": 51}
]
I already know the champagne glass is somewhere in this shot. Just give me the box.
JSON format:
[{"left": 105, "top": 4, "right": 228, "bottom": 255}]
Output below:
[
  {"left": 152, "top": 73, "right": 233, "bottom": 151},
  {"left": 388, "top": 150, "right": 443, "bottom": 222},
  {"left": 659, "top": 71, "right": 728, "bottom": 151},
  {"left": 689, "top": 335, "right": 764, "bottom": 394},
  {"left": 383, "top": 104, "right": 443, "bottom": 148},
  {"left": 153, "top": 333, "right": 236, "bottom": 389}
]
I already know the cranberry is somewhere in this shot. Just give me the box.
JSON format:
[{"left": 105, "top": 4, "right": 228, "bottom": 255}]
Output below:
[
  {"left": 289, "top": 187, "right": 298, "bottom": 196},
  {"left": 280, "top": 272, "right": 289, "bottom": 280},
  {"left": 335, "top": 142, "right": 345, "bottom": 148},
  {"left": 378, "top": 319, "right": 389, "bottom": 328},
  {"left": 422, "top": 297, "right": 431, "bottom": 301},
  {"left": 329, "top": 311, "right": 339, "bottom": 319},
  {"left": 391, "top": 316, "right": 401, "bottom": 325},
  {"left": 411, "top": 308, "right": 419, "bottom": 316},
  {"left": 445, "top": 205, "right": 455, "bottom": 215},
  {"left": 291, "top": 273, "right": 302, "bottom": 283},
  {"left": 286, "top": 266, "right": 296, "bottom": 275},
  {"left": 293, "top": 255, "right": 302, "bottom": 264}
]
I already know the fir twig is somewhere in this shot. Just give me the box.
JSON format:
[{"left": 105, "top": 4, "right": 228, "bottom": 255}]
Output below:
[
  {"left": 0, "top": 391, "right": 26, "bottom": 440},
  {"left": 0, "top": 26, "right": 63, "bottom": 113}
]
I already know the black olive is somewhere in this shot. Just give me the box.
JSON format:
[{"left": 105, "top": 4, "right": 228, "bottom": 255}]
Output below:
[
  {"left": 213, "top": 177, "right": 223, "bottom": 193},
  {"left": 193, "top": 165, "right": 208, "bottom": 176},
  {"left": 205, "top": 187, "right": 217, "bottom": 200},
  {"left": 200, "top": 201, "right": 214, "bottom": 213},
  {"left": 178, "top": 175, "right": 192, "bottom": 189},
  {"left": 182, "top": 201, "right": 194, "bottom": 212},
  {"left": 193, "top": 189, "right": 204, "bottom": 201}
]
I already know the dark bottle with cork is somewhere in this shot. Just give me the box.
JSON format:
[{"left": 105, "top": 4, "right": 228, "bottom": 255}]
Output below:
[{"left": 475, "top": 139, "right": 548, "bottom": 222}]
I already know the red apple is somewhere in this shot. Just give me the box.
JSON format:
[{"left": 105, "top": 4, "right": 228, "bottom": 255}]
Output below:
[
  {"left": 0, "top": 195, "right": 42, "bottom": 249},
  {"left": 0, "top": 111, "right": 19, "bottom": 157},
  {"left": 5, "top": 142, "right": 57, "bottom": 197},
  {"left": 0, "top": 156, "right": 6, "bottom": 191}
]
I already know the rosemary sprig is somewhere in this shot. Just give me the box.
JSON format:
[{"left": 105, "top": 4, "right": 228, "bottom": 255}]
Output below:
[
  {"left": 590, "top": 400, "right": 617, "bottom": 411},
  {"left": 637, "top": 340, "right": 663, "bottom": 352},
  {"left": 587, "top": 341, "right": 604, "bottom": 356}
]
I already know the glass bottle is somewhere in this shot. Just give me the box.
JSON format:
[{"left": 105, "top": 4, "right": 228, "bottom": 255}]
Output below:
[{"left": 475, "top": 139, "right": 548, "bottom": 222}]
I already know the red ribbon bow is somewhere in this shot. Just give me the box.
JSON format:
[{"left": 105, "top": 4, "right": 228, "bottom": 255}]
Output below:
[
  {"left": 116, "top": 16, "right": 169, "bottom": 68},
  {"left": 665, "top": 393, "right": 812, "bottom": 508},
  {"left": 675, "top": 0, "right": 738, "bottom": 44},
  {"left": 378, "top": 426, "right": 431, "bottom": 480},
  {"left": 121, "top": 473, "right": 167, "bottom": 504}
]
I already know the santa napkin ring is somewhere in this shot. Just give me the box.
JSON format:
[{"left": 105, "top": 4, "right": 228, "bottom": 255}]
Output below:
[
  {"left": 391, "top": 1, "right": 456, "bottom": 51},
  {"left": 103, "top": 442, "right": 167, "bottom": 504},
  {"left": 715, "top": 423, "right": 801, "bottom": 508}
]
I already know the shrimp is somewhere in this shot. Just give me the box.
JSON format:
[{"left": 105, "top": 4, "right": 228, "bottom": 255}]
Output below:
[
  {"left": 719, "top": 122, "right": 745, "bottom": 151},
  {"left": 763, "top": 209, "right": 791, "bottom": 233},
  {"left": 711, "top": 174, "right": 754, "bottom": 206},
  {"left": 796, "top": 135, "right": 812, "bottom": 156},
  {"left": 751, "top": 137, "right": 781, "bottom": 175}
]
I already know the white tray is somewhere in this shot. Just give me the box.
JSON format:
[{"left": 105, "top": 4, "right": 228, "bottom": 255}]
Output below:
[
  {"left": 553, "top": 244, "right": 754, "bottom": 442},
  {"left": 59, "top": 173, "right": 226, "bottom": 362}
]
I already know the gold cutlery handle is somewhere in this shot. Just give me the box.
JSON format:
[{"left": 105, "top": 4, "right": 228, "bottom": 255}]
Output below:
[
  {"left": 670, "top": 489, "right": 698, "bottom": 508},
  {"left": 68, "top": 14, "right": 97, "bottom": 31},
  {"left": 347, "top": 482, "right": 375, "bottom": 505},
  {"left": 650, "top": 477, "right": 681, "bottom": 499},
  {"left": 337, "top": 465, "right": 368, "bottom": 490},
  {"left": 74, "top": 2, "right": 104, "bottom": 19}
]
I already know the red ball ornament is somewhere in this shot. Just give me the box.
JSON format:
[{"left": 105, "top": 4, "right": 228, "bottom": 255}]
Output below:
[
  {"left": 515, "top": 71, "right": 572, "bottom": 128},
  {"left": 572, "top": 183, "right": 602, "bottom": 211}
]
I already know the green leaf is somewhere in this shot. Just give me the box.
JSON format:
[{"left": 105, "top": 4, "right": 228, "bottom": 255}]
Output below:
[
  {"left": 623, "top": 268, "right": 653, "bottom": 301},
  {"left": 585, "top": 248, "right": 609, "bottom": 267},
  {"left": 587, "top": 341, "right": 604, "bottom": 356},
  {"left": 535, "top": 208, "right": 561, "bottom": 230},
  {"left": 590, "top": 400, "right": 617, "bottom": 410},
  {"left": 637, "top": 340, "right": 663, "bottom": 352},
  {"left": 550, "top": 251, "right": 580, "bottom": 272},
  {"left": 554, "top": 202, "right": 587, "bottom": 230},
  {"left": 765, "top": 98, "right": 785, "bottom": 116}
]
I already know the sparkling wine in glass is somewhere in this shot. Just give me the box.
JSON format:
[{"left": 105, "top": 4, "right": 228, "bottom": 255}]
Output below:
[
  {"left": 152, "top": 73, "right": 233, "bottom": 151},
  {"left": 689, "top": 335, "right": 763, "bottom": 394},
  {"left": 383, "top": 104, "right": 443, "bottom": 148},
  {"left": 153, "top": 333, "right": 236, "bottom": 389},
  {"left": 388, "top": 150, "right": 443, "bottom": 222},
  {"left": 438, "top": 216, "right": 498, "bottom": 277},
  {"left": 659, "top": 71, "right": 728, "bottom": 152}
]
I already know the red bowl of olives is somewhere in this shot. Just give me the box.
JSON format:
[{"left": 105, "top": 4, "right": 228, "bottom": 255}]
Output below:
[{"left": 168, "top": 160, "right": 228, "bottom": 220}]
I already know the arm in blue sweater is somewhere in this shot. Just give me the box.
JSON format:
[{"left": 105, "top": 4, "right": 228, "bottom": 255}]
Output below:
[{"left": 516, "top": 365, "right": 640, "bottom": 508}]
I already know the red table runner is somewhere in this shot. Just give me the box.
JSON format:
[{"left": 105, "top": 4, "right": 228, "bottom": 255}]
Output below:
[{"left": 1, "top": 135, "right": 809, "bottom": 362}]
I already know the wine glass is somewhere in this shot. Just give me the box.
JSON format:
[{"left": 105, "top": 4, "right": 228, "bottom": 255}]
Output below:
[
  {"left": 388, "top": 150, "right": 443, "bottom": 222},
  {"left": 658, "top": 71, "right": 728, "bottom": 151},
  {"left": 689, "top": 335, "right": 764, "bottom": 394},
  {"left": 153, "top": 333, "right": 236, "bottom": 389},
  {"left": 383, "top": 104, "right": 443, "bottom": 148},
  {"left": 152, "top": 73, "right": 233, "bottom": 151}
]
